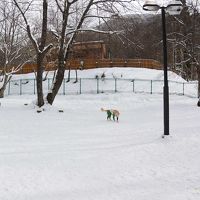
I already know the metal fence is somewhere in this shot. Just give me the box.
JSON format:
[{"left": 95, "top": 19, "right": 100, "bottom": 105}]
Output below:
[{"left": 5, "top": 78, "right": 198, "bottom": 98}]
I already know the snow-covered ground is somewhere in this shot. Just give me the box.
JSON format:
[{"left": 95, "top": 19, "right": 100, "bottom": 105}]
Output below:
[{"left": 0, "top": 68, "right": 200, "bottom": 200}]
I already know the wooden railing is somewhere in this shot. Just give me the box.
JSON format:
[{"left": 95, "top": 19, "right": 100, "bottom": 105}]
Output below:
[{"left": 16, "top": 58, "right": 162, "bottom": 74}]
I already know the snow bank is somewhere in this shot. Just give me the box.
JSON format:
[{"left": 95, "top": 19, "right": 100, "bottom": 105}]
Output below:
[{"left": 13, "top": 67, "right": 186, "bottom": 82}]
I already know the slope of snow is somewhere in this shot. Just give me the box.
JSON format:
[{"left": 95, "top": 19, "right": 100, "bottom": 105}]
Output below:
[
  {"left": 7, "top": 68, "right": 197, "bottom": 97},
  {"left": 0, "top": 68, "right": 200, "bottom": 200},
  {"left": 13, "top": 67, "right": 186, "bottom": 82}
]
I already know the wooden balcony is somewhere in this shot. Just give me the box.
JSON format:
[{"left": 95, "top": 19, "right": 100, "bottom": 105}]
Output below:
[{"left": 16, "top": 58, "right": 162, "bottom": 74}]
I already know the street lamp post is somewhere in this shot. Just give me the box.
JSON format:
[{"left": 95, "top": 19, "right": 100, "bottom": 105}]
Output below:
[
  {"left": 161, "top": 7, "right": 169, "bottom": 136},
  {"left": 143, "top": 0, "right": 183, "bottom": 136}
]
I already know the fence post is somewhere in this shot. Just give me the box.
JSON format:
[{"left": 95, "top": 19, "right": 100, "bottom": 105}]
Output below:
[
  {"left": 182, "top": 82, "right": 185, "bottom": 96},
  {"left": 150, "top": 80, "right": 153, "bottom": 94},
  {"left": 132, "top": 79, "right": 135, "bottom": 93},
  {"left": 34, "top": 79, "right": 36, "bottom": 95},
  {"left": 8, "top": 80, "right": 10, "bottom": 95},
  {"left": 20, "top": 79, "right": 22, "bottom": 95},
  {"left": 48, "top": 78, "right": 50, "bottom": 91},
  {"left": 79, "top": 78, "right": 82, "bottom": 94},
  {"left": 97, "top": 78, "right": 99, "bottom": 94},
  {"left": 63, "top": 78, "right": 65, "bottom": 95},
  {"left": 115, "top": 78, "right": 117, "bottom": 92}
]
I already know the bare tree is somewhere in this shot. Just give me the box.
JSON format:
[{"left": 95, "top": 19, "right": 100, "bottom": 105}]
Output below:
[
  {"left": 46, "top": 0, "right": 135, "bottom": 105},
  {"left": 186, "top": 0, "right": 200, "bottom": 105},
  {"left": 163, "top": 0, "right": 200, "bottom": 105},
  {"left": 13, "top": 0, "right": 53, "bottom": 107},
  {"left": 172, "top": 0, "right": 199, "bottom": 80},
  {"left": 0, "top": 1, "right": 30, "bottom": 98}
]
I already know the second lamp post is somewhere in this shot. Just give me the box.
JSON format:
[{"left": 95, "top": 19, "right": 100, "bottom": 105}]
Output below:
[{"left": 143, "top": 0, "right": 183, "bottom": 136}]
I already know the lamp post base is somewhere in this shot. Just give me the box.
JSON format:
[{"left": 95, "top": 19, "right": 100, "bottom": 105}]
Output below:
[{"left": 162, "top": 134, "right": 172, "bottom": 139}]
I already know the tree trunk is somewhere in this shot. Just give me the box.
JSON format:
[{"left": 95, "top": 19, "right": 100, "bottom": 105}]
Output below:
[
  {"left": 0, "top": 88, "right": 4, "bottom": 98},
  {"left": 0, "top": 74, "right": 9, "bottom": 98},
  {"left": 67, "top": 67, "right": 71, "bottom": 82},
  {"left": 198, "top": 69, "right": 200, "bottom": 98},
  {"left": 197, "top": 66, "right": 200, "bottom": 107},
  {"left": 46, "top": 65, "right": 65, "bottom": 105},
  {"left": 46, "top": 51, "right": 65, "bottom": 105},
  {"left": 36, "top": 53, "right": 44, "bottom": 107}
]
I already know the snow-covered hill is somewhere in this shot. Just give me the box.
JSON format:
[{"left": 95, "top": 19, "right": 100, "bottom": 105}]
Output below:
[
  {"left": 13, "top": 67, "right": 186, "bottom": 81},
  {"left": 8, "top": 68, "right": 197, "bottom": 97}
]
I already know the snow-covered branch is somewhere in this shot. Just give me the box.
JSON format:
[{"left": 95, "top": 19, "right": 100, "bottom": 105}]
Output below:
[
  {"left": 66, "top": 28, "right": 121, "bottom": 36},
  {"left": 7, "top": 59, "right": 32, "bottom": 76}
]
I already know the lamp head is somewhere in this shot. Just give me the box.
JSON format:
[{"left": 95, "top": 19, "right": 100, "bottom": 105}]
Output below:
[
  {"left": 143, "top": 0, "right": 160, "bottom": 11},
  {"left": 166, "top": 0, "right": 183, "bottom": 15}
]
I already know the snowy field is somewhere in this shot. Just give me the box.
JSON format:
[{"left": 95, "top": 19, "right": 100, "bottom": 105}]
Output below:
[{"left": 0, "top": 68, "right": 200, "bottom": 200}]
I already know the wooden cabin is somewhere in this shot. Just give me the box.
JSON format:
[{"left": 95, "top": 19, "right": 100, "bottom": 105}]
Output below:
[
  {"left": 10, "top": 40, "right": 162, "bottom": 74},
  {"left": 68, "top": 41, "right": 106, "bottom": 59}
]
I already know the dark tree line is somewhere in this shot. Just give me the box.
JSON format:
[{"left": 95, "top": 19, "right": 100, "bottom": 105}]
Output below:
[{"left": 77, "top": 0, "right": 200, "bottom": 84}]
